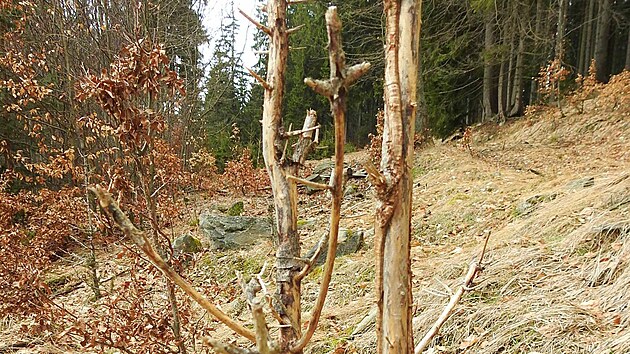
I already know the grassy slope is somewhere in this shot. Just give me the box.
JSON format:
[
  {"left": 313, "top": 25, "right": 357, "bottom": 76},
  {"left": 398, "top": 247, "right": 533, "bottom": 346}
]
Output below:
[{"left": 313, "top": 73, "right": 630, "bottom": 353}]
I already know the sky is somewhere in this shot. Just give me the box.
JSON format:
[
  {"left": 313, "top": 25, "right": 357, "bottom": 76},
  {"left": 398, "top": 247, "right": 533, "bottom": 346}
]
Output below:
[{"left": 201, "top": 0, "right": 260, "bottom": 69}]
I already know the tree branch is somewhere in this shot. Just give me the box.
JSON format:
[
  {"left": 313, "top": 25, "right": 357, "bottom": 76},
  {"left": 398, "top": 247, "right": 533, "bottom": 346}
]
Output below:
[
  {"left": 89, "top": 185, "right": 256, "bottom": 343},
  {"left": 246, "top": 67, "right": 272, "bottom": 91},
  {"left": 286, "top": 175, "right": 330, "bottom": 191},
  {"left": 287, "top": 24, "right": 305, "bottom": 35},
  {"left": 239, "top": 8, "right": 272, "bottom": 37},
  {"left": 304, "top": 78, "right": 333, "bottom": 97},
  {"left": 413, "top": 232, "right": 491, "bottom": 354},
  {"left": 290, "top": 6, "right": 368, "bottom": 352}
]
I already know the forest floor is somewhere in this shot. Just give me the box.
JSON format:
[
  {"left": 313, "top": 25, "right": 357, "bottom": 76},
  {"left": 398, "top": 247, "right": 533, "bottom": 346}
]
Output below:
[{"left": 2, "top": 73, "right": 629, "bottom": 353}]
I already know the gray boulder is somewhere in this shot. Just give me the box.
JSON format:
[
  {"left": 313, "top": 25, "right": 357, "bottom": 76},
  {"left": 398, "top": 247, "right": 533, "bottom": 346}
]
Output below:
[
  {"left": 199, "top": 213, "right": 272, "bottom": 250},
  {"left": 305, "top": 228, "right": 364, "bottom": 266}
]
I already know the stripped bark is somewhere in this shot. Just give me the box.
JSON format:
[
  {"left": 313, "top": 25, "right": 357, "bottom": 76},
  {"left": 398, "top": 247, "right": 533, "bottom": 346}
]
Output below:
[
  {"left": 374, "top": 0, "right": 421, "bottom": 353},
  {"left": 258, "top": 0, "right": 304, "bottom": 350}
]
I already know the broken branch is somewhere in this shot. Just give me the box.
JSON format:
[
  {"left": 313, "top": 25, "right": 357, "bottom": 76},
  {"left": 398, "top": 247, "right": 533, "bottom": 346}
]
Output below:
[
  {"left": 287, "top": 24, "right": 305, "bottom": 35},
  {"left": 413, "top": 232, "right": 491, "bottom": 354},
  {"left": 286, "top": 175, "right": 330, "bottom": 191},
  {"left": 246, "top": 67, "right": 272, "bottom": 91},
  {"left": 89, "top": 185, "right": 256, "bottom": 343},
  {"left": 283, "top": 125, "right": 321, "bottom": 138},
  {"left": 238, "top": 8, "right": 272, "bottom": 37},
  {"left": 304, "top": 78, "right": 333, "bottom": 97}
]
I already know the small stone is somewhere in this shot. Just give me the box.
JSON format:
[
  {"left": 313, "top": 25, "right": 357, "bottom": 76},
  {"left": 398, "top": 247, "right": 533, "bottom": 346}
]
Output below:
[
  {"left": 173, "top": 233, "right": 203, "bottom": 254},
  {"left": 566, "top": 176, "right": 595, "bottom": 190},
  {"left": 305, "top": 228, "right": 364, "bottom": 266}
]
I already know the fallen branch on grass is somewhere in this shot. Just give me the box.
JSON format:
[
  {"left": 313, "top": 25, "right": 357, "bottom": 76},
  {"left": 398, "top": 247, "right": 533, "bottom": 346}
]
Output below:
[{"left": 414, "top": 232, "right": 491, "bottom": 354}]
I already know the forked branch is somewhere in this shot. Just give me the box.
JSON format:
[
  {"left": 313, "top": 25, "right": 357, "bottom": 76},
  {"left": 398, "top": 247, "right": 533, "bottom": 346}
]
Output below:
[
  {"left": 290, "top": 6, "right": 369, "bottom": 353},
  {"left": 89, "top": 185, "right": 256, "bottom": 343}
]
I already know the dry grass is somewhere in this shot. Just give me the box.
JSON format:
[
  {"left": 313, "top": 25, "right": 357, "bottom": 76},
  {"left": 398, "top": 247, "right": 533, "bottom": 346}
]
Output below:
[{"left": 2, "top": 74, "right": 629, "bottom": 354}]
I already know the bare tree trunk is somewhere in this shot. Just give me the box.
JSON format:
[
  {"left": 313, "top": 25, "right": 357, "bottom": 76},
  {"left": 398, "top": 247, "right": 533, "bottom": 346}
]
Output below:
[
  {"left": 583, "top": 0, "right": 596, "bottom": 74},
  {"left": 625, "top": 27, "right": 630, "bottom": 71},
  {"left": 529, "top": 0, "right": 545, "bottom": 103},
  {"left": 374, "top": 0, "right": 420, "bottom": 353},
  {"left": 258, "top": 1, "right": 304, "bottom": 351},
  {"left": 594, "top": 0, "right": 612, "bottom": 82},
  {"left": 555, "top": 0, "right": 568, "bottom": 62},
  {"left": 498, "top": 59, "right": 506, "bottom": 120},
  {"left": 483, "top": 11, "right": 495, "bottom": 121},
  {"left": 509, "top": 35, "right": 525, "bottom": 117}
]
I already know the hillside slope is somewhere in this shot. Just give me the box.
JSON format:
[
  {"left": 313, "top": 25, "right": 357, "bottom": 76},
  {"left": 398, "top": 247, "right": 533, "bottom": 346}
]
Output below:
[
  {"left": 2, "top": 75, "right": 628, "bottom": 354},
  {"left": 306, "top": 72, "right": 630, "bottom": 353}
]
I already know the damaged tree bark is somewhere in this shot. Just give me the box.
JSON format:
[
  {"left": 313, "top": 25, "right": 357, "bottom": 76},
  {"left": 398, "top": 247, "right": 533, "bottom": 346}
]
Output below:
[{"left": 370, "top": 0, "right": 421, "bottom": 353}]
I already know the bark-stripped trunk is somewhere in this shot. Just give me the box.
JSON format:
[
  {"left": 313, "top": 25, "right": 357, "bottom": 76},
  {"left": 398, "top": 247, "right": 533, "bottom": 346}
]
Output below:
[
  {"left": 374, "top": 0, "right": 421, "bottom": 353},
  {"left": 260, "top": 1, "right": 302, "bottom": 350},
  {"left": 594, "top": 0, "right": 612, "bottom": 82},
  {"left": 626, "top": 28, "right": 630, "bottom": 71}
]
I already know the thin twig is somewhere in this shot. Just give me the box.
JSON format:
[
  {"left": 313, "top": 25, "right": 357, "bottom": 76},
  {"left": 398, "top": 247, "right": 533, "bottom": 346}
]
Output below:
[{"left": 296, "top": 232, "right": 328, "bottom": 280}]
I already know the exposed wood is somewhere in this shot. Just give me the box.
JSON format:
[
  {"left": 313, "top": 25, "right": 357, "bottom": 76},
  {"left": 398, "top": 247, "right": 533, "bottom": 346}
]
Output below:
[
  {"left": 88, "top": 186, "right": 256, "bottom": 343},
  {"left": 287, "top": 24, "right": 305, "bottom": 35},
  {"left": 414, "top": 232, "right": 491, "bottom": 354},
  {"left": 240, "top": 272, "right": 279, "bottom": 354},
  {"left": 290, "top": 6, "right": 369, "bottom": 352},
  {"left": 258, "top": 0, "right": 308, "bottom": 350},
  {"left": 303, "top": 78, "right": 333, "bottom": 97},
  {"left": 377, "top": 0, "right": 421, "bottom": 353}
]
